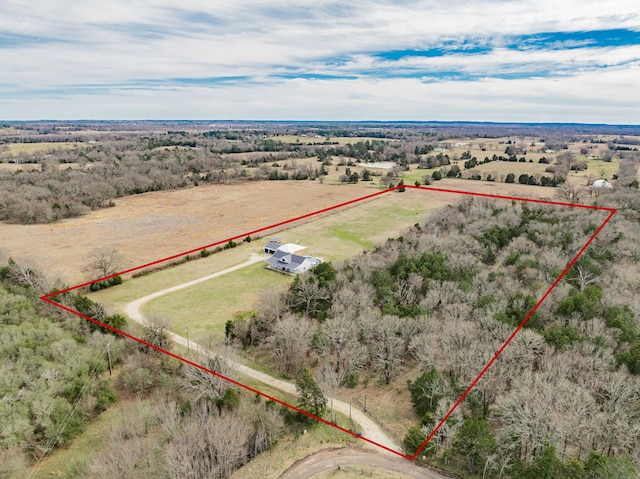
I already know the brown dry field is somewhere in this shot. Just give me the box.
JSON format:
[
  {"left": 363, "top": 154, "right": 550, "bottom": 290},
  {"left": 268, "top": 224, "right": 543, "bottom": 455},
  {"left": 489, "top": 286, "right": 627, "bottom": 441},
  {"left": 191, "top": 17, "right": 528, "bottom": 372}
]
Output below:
[
  {"left": 1, "top": 182, "right": 375, "bottom": 284},
  {"left": 1, "top": 179, "right": 556, "bottom": 285}
]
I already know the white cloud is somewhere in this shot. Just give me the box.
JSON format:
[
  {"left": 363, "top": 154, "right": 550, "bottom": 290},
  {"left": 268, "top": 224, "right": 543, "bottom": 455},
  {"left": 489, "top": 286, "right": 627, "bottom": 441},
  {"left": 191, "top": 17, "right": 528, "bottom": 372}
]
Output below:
[{"left": 0, "top": 0, "right": 638, "bottom": 120}]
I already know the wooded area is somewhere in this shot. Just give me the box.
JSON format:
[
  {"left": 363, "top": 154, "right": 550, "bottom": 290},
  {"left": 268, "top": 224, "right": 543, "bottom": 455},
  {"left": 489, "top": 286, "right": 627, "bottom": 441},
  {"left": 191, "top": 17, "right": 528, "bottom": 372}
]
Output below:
[
  {"left": 0, "top": 260, "right": 285, "bottom": 479},
  {"left": 1, "top": 121, "right": 638, "bottom": 224},
  {"left": 227, "top": 185, "right": 640, "bottom": 478}
]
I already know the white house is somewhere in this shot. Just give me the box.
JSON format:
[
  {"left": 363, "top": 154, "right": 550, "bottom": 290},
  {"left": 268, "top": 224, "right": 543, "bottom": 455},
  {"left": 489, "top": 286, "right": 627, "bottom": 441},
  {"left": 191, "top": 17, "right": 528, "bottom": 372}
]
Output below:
[
  {"left": 590, "top": 179, "right": 613, "bottom": 189},
  {"left": 263, "top": 241, "right": 322, "bottom": 275}
]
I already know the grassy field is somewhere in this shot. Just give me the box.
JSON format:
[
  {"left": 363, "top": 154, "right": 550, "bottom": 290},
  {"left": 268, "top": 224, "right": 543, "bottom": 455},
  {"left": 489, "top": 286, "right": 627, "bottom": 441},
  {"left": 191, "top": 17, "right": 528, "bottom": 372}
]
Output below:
[
  {"left": 144, "top": 261, "right": 292, "bottom": 343},
  {"left": 89, "top": 242, "right": 266, "bottom": 310},
  {"left": 3, "top": 142, "right": 83, "bottom": 154},
  {"left": 131, "top": 189, "right": 433, "bottom": 341},
  {"left": 570, "top": 157, "right": 620, "bottom": 181},
  {"left": 1, "top": 181, "right": 375, "bottom": 284}
]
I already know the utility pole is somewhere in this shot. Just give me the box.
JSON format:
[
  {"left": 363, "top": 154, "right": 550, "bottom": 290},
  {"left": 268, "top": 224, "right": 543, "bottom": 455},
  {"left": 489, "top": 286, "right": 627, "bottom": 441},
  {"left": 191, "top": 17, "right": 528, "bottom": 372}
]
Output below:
[
  {"left": 364, "top": 393, "right": 367, "bottom": 412},
  {"left": 107, "top": 343, "right": 112, "bottom": 376}
]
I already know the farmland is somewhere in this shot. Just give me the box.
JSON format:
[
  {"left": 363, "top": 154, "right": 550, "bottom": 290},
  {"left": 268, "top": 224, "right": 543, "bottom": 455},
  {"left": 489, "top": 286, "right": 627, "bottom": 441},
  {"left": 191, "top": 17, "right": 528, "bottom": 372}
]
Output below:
[{"left": 2, "top": 121, "right": 640, "bottom": 479}]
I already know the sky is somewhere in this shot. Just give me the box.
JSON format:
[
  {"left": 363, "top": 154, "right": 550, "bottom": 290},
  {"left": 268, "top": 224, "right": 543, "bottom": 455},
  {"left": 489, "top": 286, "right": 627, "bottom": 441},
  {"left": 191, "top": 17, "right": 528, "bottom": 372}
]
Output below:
[{"left": 0, "top": 0, "right": 639, "bottom": 123}]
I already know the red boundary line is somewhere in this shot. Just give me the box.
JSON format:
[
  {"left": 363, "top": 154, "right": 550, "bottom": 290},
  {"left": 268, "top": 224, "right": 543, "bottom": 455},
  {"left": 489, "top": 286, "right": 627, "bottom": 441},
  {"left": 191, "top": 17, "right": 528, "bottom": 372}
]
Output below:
[{"left": 40, "top": 184, "right": 616, "bottom": 461}]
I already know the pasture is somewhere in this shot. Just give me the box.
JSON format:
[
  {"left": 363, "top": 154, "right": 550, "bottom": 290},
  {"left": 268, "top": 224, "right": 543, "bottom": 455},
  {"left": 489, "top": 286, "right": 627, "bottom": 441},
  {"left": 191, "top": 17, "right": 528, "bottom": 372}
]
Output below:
[
  {"left": 2, "top": 141, "right": 83, "bottom": 154},
  {"left": 113, "top": 181, "right": 555, "bottom": 347},
  {"left": 0, "top": 181, "right": 375, "bottom": 284},
  {"left": 96, "top": 188, "right": 439, "bottom": 344}
]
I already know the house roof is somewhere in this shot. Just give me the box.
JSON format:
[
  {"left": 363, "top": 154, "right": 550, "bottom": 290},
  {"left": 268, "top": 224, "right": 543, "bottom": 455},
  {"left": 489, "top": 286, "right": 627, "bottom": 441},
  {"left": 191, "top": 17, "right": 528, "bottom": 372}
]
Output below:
[
  {"left": 265, "top": 250, "right": 309, "bottom": 270},
  {"left": 264, "top": 241, "right": 282, "bottom": 251},
  {"left": 591, "top": 179, "right": 613, "bottom": 188}
]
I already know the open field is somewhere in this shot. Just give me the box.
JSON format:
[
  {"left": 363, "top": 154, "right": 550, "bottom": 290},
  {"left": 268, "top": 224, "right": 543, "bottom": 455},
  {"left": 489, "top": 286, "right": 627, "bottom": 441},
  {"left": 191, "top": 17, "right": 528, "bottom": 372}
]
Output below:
[
  {"left": 465, "top": 160, "right": 551, "bottom": 177},
  {"left": 88, "top": 179, "right": 555, "bottom": 315},
  {"left": 2, "top": 141, "right": 83, "bottom": 154},
  {"left": 109, "top": 180, "right": 558, "bottom": 328},
  {"left": 0, "top": 181, "right": 376, "bottom": 284},
  {"left": 144, "top": 261, "right": 291, "bottom": 343},
  {"left": 270, "top": 135, "right": 399, "bottom": 145},
  {"left": 93, "top": 187, "right": 444, "bottom": 341}
]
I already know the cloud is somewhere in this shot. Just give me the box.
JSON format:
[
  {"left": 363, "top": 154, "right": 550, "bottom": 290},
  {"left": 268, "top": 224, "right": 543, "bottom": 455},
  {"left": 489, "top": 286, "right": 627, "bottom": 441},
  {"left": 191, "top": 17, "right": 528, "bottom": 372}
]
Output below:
[{"left": 0, "top": 0, "right": 638, "bottom": 120}]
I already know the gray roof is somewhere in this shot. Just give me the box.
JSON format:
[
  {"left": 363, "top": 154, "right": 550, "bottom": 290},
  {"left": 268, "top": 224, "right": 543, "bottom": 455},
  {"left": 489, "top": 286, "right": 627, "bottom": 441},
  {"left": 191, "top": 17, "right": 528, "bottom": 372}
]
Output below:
[
  {"left": 266, "top": 250, "right": 308, "bottom": 271},
  {"left": 264, "top": 241, "right": 282, "bottom": 251}
]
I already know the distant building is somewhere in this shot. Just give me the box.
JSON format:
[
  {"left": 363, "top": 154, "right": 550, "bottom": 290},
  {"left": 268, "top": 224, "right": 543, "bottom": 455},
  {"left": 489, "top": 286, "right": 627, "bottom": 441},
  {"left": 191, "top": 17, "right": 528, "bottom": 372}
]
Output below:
[{"left": 590, "top": 179, "right": 613, "bottom": 189}]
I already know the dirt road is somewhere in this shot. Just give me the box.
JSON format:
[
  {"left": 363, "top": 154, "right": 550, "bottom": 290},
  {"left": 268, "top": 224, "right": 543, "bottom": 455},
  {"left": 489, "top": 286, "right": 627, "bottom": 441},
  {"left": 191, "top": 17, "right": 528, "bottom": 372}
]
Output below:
[
  {"left": 279, "top": 447, "right": 452, "bottom": 479},
  {"left": 124, "top": 254, "right": 399, "bottom": 453}
]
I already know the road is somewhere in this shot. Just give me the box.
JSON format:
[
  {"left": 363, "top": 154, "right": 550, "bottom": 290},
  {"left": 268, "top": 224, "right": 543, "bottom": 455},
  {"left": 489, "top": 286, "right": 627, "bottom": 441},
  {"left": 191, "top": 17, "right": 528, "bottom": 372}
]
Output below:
[
  {"left": 279, "top": 447, "right": 451, "bottom": 479},
  {"left": 123, "top": 254, "right": 398, "bottom": 453}
]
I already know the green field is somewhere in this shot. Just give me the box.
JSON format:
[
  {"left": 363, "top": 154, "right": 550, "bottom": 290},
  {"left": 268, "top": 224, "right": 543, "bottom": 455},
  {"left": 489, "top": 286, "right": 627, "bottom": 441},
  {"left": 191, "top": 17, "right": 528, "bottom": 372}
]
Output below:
[
  {"left": 91, "top": 189, "right": 433, "bottom": 345},
  {"left": 142, "top": 192, "right": 429, "bottom": 342},
  {"left": 144, "top": 262, "right": 291, "bottom": 344}
]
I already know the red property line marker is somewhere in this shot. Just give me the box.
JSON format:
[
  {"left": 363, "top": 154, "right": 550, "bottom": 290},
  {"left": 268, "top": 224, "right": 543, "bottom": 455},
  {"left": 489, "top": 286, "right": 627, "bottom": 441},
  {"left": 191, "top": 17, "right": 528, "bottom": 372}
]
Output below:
[{"left": 40, "top": 185, "right": 616, "bottom": 461}]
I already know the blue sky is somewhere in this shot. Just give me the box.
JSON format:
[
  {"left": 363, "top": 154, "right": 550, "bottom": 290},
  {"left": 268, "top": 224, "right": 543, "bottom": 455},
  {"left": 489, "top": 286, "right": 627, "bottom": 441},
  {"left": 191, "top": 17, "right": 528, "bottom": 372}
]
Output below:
[{"left": 0, "top": 0, "right": 639, "bottom": 122}]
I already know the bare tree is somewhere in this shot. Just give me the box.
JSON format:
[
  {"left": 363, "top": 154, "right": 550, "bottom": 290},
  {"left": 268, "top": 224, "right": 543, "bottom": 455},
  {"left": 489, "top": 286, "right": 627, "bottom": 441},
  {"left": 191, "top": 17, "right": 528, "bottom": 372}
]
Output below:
[
  {"left": 268, "top": 313, "right": 313, "bottom": 376},
  {"left": 8, "top": 257, "right": 51, "bottom": 293},
  {"left": 291, "top": 277, "right": 329, "bottom": 317},
  {"left": 165, "top": 406, "right": 252, "bottom": 479},
  {"left": 248, "top": 403, "right": 284, "bottom": 457},
  {"left": 180, "top": 350, "right": 235, "bottom": 406},
  {"left": 370, "top": 315, "right": 406, "bottom": 384},
  {"left": 85, "top": 247, "right": 122, "bottom": 280},
  {"left": 317, "top": 361, "right": 345, "bottom": 423},
  {"left": 571, "top": 265, "right": 599, "bottom": 291},
  {"left": 556, "top": 183, "right": 584, "bottom": 203},
  {"left": 141, "top": 313, "right": 172, "bottom": 353}
]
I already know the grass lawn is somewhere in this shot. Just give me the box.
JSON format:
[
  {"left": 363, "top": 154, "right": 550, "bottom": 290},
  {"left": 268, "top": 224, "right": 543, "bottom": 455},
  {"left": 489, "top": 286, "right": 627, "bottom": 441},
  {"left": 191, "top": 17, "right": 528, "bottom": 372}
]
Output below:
[
  {"left": 4, "top": 142, "right": 83, "bottom": 154},
  {"left": 399, "top": 166, "right": 438, "bottom": 184},
  {"left": 89, "top": 242, "right": 263, "bottom": 310},
  {"left": 569, "top": 157, "right": 620, "bottom": 181},
  {"left": 143, "top": 262, "right": 292, "bottom": 344},
  {"left": 94, "top": 188, "right": 433, "bottom": 343}
]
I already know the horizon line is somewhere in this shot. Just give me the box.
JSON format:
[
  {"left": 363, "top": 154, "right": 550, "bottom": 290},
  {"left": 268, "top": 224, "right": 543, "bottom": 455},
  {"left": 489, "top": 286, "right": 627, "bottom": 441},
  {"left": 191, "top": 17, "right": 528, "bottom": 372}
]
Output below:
[{"left": 2, "top": 119, "right": 640, "bottom": 127}]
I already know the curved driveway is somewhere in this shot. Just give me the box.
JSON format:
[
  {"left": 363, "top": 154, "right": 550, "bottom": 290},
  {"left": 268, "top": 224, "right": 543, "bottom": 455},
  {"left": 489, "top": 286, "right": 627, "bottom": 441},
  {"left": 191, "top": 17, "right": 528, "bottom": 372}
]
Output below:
[{"left": 123, "top": 254, "right": 398, "bottom": 453}]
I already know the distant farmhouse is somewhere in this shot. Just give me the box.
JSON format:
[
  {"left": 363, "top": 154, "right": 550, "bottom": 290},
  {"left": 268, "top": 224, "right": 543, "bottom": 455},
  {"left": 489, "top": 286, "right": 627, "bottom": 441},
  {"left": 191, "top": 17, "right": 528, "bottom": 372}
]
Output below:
[
  {"left": 263, "top": 239, "right": 322, "bottom": 275},
  {"left": 590, "top": 178, "right": 613, "bottom": 189}
]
